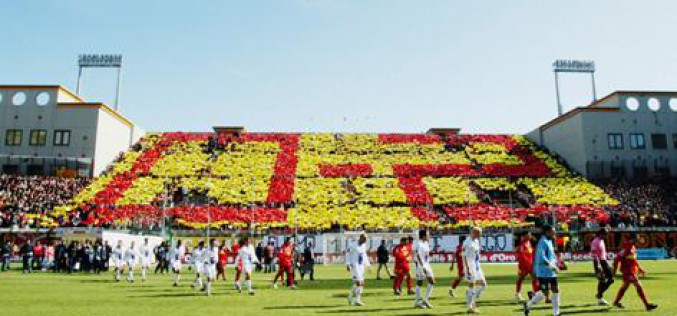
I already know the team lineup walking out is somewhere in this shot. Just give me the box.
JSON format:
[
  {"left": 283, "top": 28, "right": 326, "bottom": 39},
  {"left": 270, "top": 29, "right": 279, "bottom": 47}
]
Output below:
[
  {"left": 139, "top": 238, "right": 152, "bottom": 282},
  {"left": 94, "top": 229, "right": 661, "bottom": 315},
  {"left": 171, "top": 240, "right": 186, "bottom": 287},
  {"left": 203, "top": 238, "right": 219, "bottom": 296},
  {"left": 413, "top": 230, "right": 435, "bottom": 309},
  {"left": 448, "top": 235, "right": 465, "bottom": 298},
  {"left": 612, "top": 234, "right": 658, "bottom": 311},
  {"left": 346, "top": 233, "right": 370, "bottom": 306},
  {"left": 272, "top": 237, "right": 295, "bottom": 289},
  {"left": 392, "top": 236, "right": 411, "bottom": 297},
  {"left": 591, "top": 227, "right": 613, "bottom": 306},
  {"left": 235, "top": 237, "right": 260, "bottom": 295},
  {"left": 524, "top": 226, "right": 561, "bottom": 316},
  {"left": 191, "top": 240, "right": 205, "bottom": 291},
  {"left": 515, "top": 232, "right": 538, "bottom": 301},
  {"left": 463, "top": 227, "right": 487, "bottom": 314}
]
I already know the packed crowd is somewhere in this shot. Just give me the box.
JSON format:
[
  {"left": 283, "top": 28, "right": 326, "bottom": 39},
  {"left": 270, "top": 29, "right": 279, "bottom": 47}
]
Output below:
[
  {"left": 598, "top": 178, "right": 677, "bottom": 228},
  {"left": 0, "top": 175, "right": 91, "bottom": 228},
  {"left": 2, "top": 132, "right": 676, "bottom": 231},
  {"left": 49, "top": 132, "right": 622, "bottom": 231}
]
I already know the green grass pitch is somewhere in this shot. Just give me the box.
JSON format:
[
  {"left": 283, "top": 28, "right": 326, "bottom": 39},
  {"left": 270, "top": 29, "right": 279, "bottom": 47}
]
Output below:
[{"left": 0, "top": 261, "right": 675, "bottom": 316}]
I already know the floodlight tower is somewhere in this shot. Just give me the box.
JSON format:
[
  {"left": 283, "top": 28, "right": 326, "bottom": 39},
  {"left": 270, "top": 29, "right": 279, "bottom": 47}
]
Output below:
[
  {"left": 552, "top": 59, "right": 597, "bottom": 116},
  {"left": 76, "top": 54, "right": 124, "bottom": 111}
]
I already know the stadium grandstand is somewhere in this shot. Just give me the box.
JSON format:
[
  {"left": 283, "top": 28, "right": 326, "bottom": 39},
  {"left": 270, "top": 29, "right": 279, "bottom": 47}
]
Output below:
[{"left": 38, "top": 130, "right": 629, "bottom": 231}]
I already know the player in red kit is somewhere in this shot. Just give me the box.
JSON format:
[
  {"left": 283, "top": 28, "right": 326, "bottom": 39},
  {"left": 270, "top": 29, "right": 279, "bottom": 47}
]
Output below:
[
  {"left": 405, "top": 235, "right": 415, "bottom": 295},
  {"left": 515, "top": 232, "right": 538, "bottom": 301},
  {"left": 448, "top": 235, "right": 465, "bottom": 298},
  {"left": 231, "top": 240, "right": 242, "bottom": 290},
  {"left": 612, "top": 234, "right": 658, "bottom": 311},
  {"left": 392, "top": 237, "right": 410, "bottom": 296},
  {"left": 272, "top": 237, "right": 295, "bottom": 289}
]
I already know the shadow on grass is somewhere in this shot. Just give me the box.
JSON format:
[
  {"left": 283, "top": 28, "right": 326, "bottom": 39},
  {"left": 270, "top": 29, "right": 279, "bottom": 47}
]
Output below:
[
  {"left": 560, "top": 308, "right": 615, "bottom": 315},
  {"left": 78, "top": 279, "right": 117, "bottom": 284},
  {"left": 397, "top": 312, "right": 470, "bottom": 316},
  {"left": 523, "top": 303, "right": 614, "bottom": 315},
  {"left": 264, "top": 304, "right": 345, "bottom": 310},
  {"left": 301, "top": 274, "right": 601, "bottom": 292},
  {"left": 126, "top": 292, "right": 206, "bottom": 298},
  {"left": 318, "top": 306, "right": 417, "bottom": 314},
  {"left": 330, "top": 292, "right": 391, "bottom": 298}
]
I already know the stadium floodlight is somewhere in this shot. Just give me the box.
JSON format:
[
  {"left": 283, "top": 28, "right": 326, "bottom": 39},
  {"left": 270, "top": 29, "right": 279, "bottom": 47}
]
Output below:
[
  {"left": 78, "top": 54, "right": 123, "bottom": 68},
  {"left": 552, "top": 59, "right": 598, "bottom": 116},
  {"left": 76, "top": 53, "right": 124, "bottom": 111},
  {"left": 552, "top": 59, "right": 595, "bottom": 73}
]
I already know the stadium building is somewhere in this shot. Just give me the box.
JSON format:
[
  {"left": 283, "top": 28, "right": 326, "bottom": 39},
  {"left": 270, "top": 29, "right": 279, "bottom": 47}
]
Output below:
[
  {"left": 528, "top": 91, "right": 677, "bottom": 179},
  {"left": 0, "top": 85, "right": 143, "bottom": 177}
]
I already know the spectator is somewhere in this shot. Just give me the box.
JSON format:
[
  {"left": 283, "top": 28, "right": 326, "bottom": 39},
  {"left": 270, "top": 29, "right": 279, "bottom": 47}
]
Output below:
[
  {"left": 45, "top": 243, "right": 55, "bottom": 271},
  {"left": 67, "top": 241, "right": 78, "bottom": 273},
  {"left": 154, "top": 241, "right": 169, "bottom": 274},
  {"left": 82, "top": 240, "right": 94, "bottom": 272},
  {"left": 264, "top": 241, "right": 275, "bottom": 273},
  {"left": 54, "top": 241, "right": 65, "bottom": 272},
  {"left": 0, "top": 175, "right": 91, "bottom": 229},
  {"left": 300, "top": 243, "right": 315, "bottom": 281},
  {"left": 103, "top": 240, "right": 112, "bottom": 272},
  {"left": 32, "top": 242, "right": 45, "bottom": 271},
  {"left": 376, "top": 240, "right": 392, "bottom": 280},
  {"left": 1, "top": 241, "right": 11, "bottom": 271},
  {"left": 20, "top": 239, "right": 34, "bottom": 273},
  {"left": 255, "top": 242, "right": 264, "bottom": 272}
]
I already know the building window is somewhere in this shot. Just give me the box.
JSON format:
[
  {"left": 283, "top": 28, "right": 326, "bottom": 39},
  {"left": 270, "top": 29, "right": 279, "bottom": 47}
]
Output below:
[
  {"left": 53, "top": 130, "right": 71, "bottom": 146},
  {"left": 607, "top": 133, "right": 623, "bottom": 149},
  {"left": 5, "top": 129, "right": 22, "bottom": 146},
  {"left": 651, "top": 133, "right": 667, "bottom": 150},
  {"left": 673, "top": 134, "right": 677, "bottom": 149},
  {"left": 629, "top": 133, "right": 645, "bottom": 149},
  {"left": 633, "top": 166, "right": 649, "bottom": 179},
  {"left": 29, "top": 129, "right": 47, "bottom": 146}
]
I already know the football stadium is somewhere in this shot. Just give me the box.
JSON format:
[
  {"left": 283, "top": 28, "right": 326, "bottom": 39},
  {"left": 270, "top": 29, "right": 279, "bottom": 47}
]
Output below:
[{"left": 2, "top": 2, "right": 677, "bottom": 316}]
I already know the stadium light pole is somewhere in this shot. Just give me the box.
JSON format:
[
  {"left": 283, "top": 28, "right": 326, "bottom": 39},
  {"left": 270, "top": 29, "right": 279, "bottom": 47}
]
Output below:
[
  {"left": 161, "top": 174, "right": 168, "bottom": 238},
  {"left": 294, "top": 205, "right": 299, "bottom": 239},
  {"left": 552, "top": 59, "right": 597, "bottom": 116},
  {"left": 293, "top": 176, "right": 299, "bottom": 239},
  {"left": 508, "top": 191, "right": 515, "bottom": 234},
  {"left": 206, "top": 180, "right": 213, "bottom": 241},
  {"left": 466, "top": 190, "right": 473, "bottom": 227},
  {"left": 548, "top": 205, "right": 558, "bottom": 241},
  {"left": 250, "top": 177, "right": 255, "bottom": 237},
  {"left": 76, "top": 54, "right": 124, "bottom": 111}
]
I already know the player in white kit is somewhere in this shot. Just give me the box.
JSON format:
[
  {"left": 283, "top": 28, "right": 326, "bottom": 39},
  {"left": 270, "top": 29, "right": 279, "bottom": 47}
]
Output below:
[
  {"left": 125, "top": 241, "right": 138, "bottom": 283},
  {"left": 112, "top": 240, "right": 125, "bottom": 282},
  {"left": 139, "top": 238, "right": 153, "bottom": 282},
  {"left": 346, "top": 233, "right": 370, "bottom": 306},
  {"left": 463, "top": 227, "right": 487, "bottom": 314},
  {"left": 191, "top": 240, "right": 205, "bottom": 291},
  {"left": 414, "top": 230, "right": 435, "bottom": 309},
  {"left": 234, "top": 237, "right": 259, "bottom": 295},
  {"left": 170, "top": 239, "right": 186, "bottom": 286},
  {"left": 203, "top": 238, "right": 219, "bottom": 296}
]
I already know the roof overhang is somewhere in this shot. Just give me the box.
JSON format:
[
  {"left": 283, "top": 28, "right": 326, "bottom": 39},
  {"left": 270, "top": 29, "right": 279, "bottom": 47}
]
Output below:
[{"left": 57, "top": 102, "right": 133, "bottom": 128}]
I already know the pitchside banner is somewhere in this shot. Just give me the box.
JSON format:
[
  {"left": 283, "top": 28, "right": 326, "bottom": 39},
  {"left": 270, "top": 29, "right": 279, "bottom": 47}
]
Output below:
[
  {"left": 257, "top": 232, "right": 513, "bottom": 264},
  {"left": 578, "top": 231, "right": 677, "bottom": 251}
]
